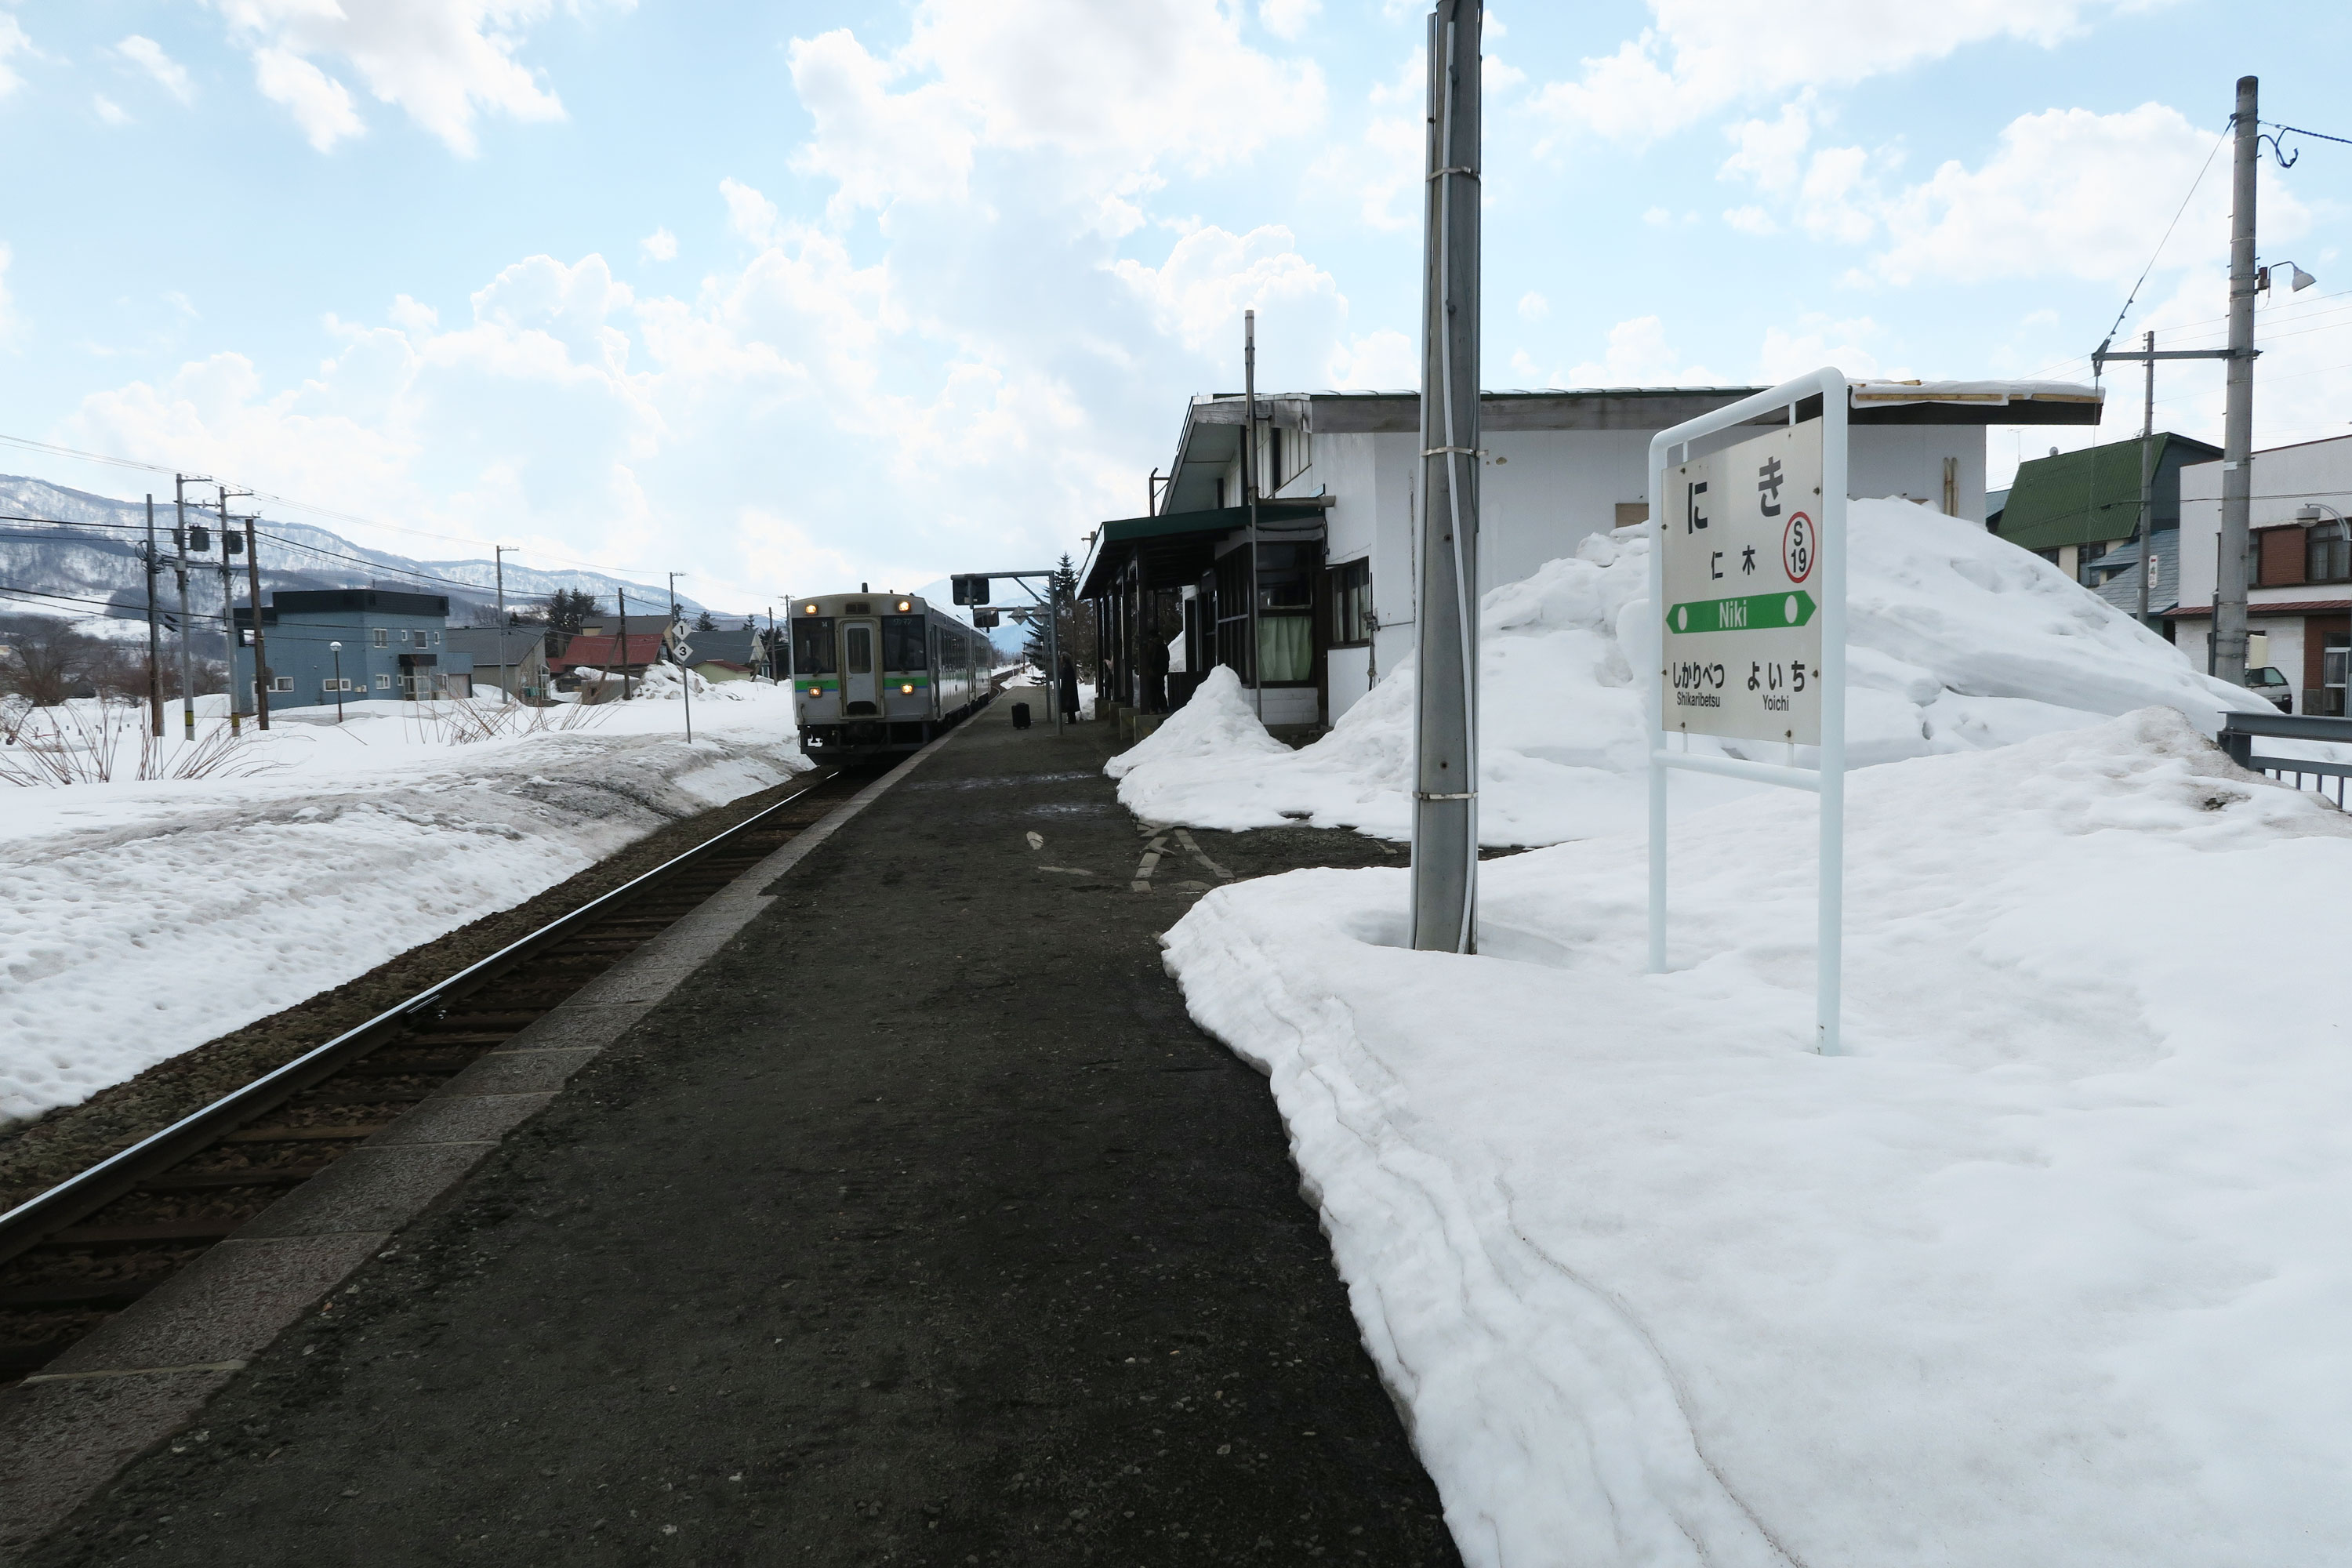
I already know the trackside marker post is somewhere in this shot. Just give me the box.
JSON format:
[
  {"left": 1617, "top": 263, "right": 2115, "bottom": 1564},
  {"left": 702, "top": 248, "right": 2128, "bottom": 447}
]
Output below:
[{"left": 1646, "top": 368, "right": 1848, "bottom": 1054}]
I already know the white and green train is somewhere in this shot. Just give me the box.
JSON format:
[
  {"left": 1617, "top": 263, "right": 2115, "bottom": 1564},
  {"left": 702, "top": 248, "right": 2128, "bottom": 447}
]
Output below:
[{"left": 789, "top": 591, "right": 992, "bottom": 758}]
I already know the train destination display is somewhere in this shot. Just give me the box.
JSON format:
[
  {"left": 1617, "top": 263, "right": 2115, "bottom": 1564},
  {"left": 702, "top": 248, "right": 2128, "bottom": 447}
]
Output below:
[{"left": 1660, "top": 417, "right": 1826, "bottom": 746}]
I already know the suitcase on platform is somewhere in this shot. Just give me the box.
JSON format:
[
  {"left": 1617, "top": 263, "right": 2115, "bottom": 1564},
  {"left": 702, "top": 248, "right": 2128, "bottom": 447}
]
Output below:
[{"left": 1011, "top": 702, "right": 1031, "bottom": 730}]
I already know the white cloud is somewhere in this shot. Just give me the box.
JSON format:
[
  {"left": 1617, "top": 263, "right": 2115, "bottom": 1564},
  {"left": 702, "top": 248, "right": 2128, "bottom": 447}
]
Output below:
[
  {"left": 252, "top": 46, "right": 363, "bottom": 151},
  {"left": 1719, "top": 96, "right": 1813, "bottom": 194},
  {"left": 1724, "top": 205, "right": 1777, "bottom": 236},
  {"left": 641, "top": 227, "right": 678, "bottom": 262},
  {"left": 1871, "top": 103, "right": 2305, "bottom": 287},
  {"left": 1532, "top": 1, "right": 2172, "bottom": 147},
  {"left": 1306, "top": 49, "right": 1421, "bottom": 234},
  {"left": 1642, "top": 205, "right": 1672, "bottom": 227},
  {"left": 115, "top": 35, "right": 194, "bottom": 103},
  {"left": 94, "top": 94, "right": 132, "bottom": 126},
  {"left": 1260, "top": 0, "right": 1321, "bottom": 40},
  {"left": 720, "top": 179, "right": 782, "bottom": 247},
  {"left": 1328, "top": 328, "right": 1415, "bottom": 390},
  {"left": 210, "top": 0, "right": 570, "bottom": 156},
  {"left": 0, "top": 15, "right": 35, "bottom": 98},
  {"left": 388, "top": 294, "right": 439, "bottom": 332},
  {"left": 785, "top": 1, "right": 1325, "bottom": 221},
  {"left": 1518, "top": 290, "right": 1550, "bottom": 321},
  {"left": 1565, "top": 316, "right": 1725, "bottom": 387},
  {"left": 1109, "top": 223, "right": 1342, "bottom": 357},
  {"left": 1756, "top": 313, "right": 1887, "bottom": 383}
]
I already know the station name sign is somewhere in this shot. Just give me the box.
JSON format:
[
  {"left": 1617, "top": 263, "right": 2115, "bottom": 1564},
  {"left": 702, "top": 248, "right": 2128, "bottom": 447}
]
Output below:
[{"left": 1661, "top": 418, "right": 1826, "bottom": 746}]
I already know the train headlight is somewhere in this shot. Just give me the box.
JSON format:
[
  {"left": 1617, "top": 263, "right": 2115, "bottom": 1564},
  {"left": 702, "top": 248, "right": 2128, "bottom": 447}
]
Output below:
[
  {"left": 802, "top": 603, "right": 818, "bottom": 614},
  {"left": 895, "top": 599, "right": 912, "bottom": 612},
  {"left": 900, "top": 682, "right": 914, "bottom": 694}
]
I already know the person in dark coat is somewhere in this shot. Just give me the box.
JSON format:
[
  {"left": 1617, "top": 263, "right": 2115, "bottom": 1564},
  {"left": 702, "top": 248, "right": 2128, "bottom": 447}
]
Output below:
[
  {"left": 1058, "top": 655, "right": 1080, "bottom": 721},
  {"left": 1142, "top": 633, "right": 1169, "bottom": 713}
]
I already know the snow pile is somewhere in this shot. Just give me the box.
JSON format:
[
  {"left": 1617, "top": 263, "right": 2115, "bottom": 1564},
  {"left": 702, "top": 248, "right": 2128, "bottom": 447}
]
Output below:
[
  {"left": 628, "top": 662, "right": 750, "bottom": 702},
  {"left": 1113, "top": 500, "right": 2266, "bottom": 844},
  {"left": 1104, "top": 666, "right": 1288, "bottom": 781},
  {"left": 1165, "top": 709, "right": 2352, "bottom": 1566},
  {"left": 0, "top": 684, "right": 805, "bottom": 1126}
]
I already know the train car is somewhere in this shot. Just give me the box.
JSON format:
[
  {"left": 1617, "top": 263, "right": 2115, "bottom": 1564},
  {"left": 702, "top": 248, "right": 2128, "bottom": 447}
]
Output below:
[{"left": 789, "top": 591, "right": 992, "bottom": 758}]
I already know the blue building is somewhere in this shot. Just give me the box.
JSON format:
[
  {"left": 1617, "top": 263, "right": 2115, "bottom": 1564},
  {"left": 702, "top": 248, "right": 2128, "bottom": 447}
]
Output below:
[{"left": 232, "top": 590, "right": 474, "bottom": 709}]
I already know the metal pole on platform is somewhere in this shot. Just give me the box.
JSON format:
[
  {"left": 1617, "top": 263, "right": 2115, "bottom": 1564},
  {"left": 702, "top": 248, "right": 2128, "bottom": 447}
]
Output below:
[
  {"left": 245, "top": 517, "right": 270, "bottom": 731},
  {"left": 2216, "top": 74, "right": 2259, "bottom": 685},
  {"left": 172, "top": 475, "right": 198, "bottom": 742},
  {"left": 143, "top": 496, "right": 164, "bottom": 738},
  {"left": 1244, "top": 309, "right": 1262, "bottom": 724},
  {"left": 1409, "top": 0, "right": 1481, "bottom": 954},
  {"left": 2136, "top": 330, "right": 2158, "bottom": 633}
]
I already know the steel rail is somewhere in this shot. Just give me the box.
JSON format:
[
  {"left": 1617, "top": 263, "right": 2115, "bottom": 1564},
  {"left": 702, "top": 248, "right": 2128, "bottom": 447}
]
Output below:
[{"left": 0, "top": 767, "right": 843, "bottom": 1267}]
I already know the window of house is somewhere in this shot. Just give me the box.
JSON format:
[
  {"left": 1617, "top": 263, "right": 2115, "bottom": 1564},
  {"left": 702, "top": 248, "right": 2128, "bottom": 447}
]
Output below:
[
  {"left": 372, "top": 627, "right": 388, "bottom": 647},
  {"left": 1326, "top": 558, "right": 1372, "bottom": 648},
  {"left": 1268, "top": 426, "right": 1284, "bottom": 488},
  {"left": 882, "top": 615, "right": 929, "bottom": 670},
  {"left": 376, "top": 673, "right": 393, "bottom": 689},
  {"left": 2258, "top": 527, "right": 2308, "bottom": 587},
  {"left": 1255, "top": 542, "right": 1316, "bottom": 684},
  {"left": 270, "top": 676, "right": 293, "bottom": 692}
]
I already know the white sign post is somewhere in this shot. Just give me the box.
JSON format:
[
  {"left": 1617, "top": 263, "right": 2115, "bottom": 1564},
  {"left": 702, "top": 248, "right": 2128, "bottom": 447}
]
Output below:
[{"left": 1646, "top": 368, "right": 1849, "bottom": 1054}]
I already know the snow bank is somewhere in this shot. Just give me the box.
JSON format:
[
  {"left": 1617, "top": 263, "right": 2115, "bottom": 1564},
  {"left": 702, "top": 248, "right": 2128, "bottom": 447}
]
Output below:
[
  {"left": 1114, "top": 500, "right": 2266, "bottom": 844},
  {"left": 1104, "top": 666, "right": 1288, "bottom": 782},
  {"left": 0, "top": 684, "right": 807, "bottom": 1126},
  {"left": 1164, "top": 709, "right": 2352, "bottom": 1566}
]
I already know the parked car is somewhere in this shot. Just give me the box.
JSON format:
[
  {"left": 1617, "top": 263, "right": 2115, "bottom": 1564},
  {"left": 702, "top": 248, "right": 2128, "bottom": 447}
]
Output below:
[{"left": 2245, "top": 665, "right": 2294, "bottom": 712}]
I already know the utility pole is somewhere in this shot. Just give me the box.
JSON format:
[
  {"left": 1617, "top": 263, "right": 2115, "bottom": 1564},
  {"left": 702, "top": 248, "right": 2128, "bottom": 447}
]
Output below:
[
  {"left": 615, "top": 586, "right": 633, "bottom": 701},
  {"left": 1410, "top": 0, "right": 1482, "bottom": 955},
  {"left": 143, "top": 496, "right": 163, "bottom": 738},
  {"left": 172, "top": 474, "right": 208, "bottom": 742},
  {"left": 1047, "top": 571, "right": 1062, "bottom": 735},
  {"left": 244, "top": 515, "right": 270, "bottom": 731},
  {"left": 217, "top": 485, "right": 252, "bottom": 731},
  {"left": 494, "top": 545, "right": 512, "bottom": 703},
  {"left": 2136, "top": 331, "right": 2158, "bottom": 633},
  {"left": 1243, "top": 309, "right": 1261, "bottom": 723},
  {"left": 2216, "top": 74, "right": 2260, "bottom": 684}
]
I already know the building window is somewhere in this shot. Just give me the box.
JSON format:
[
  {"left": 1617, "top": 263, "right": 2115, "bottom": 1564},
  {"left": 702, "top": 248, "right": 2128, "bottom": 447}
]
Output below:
[
  {"left": 1255, "top": 542, "right": 1316, "bottom": 684},
  {"left": 376, "top": 673, "right": 393, "bottom": 689},
  {"left": 2308, "top": 524, "right": 2351, "bottom": 585},
  {"left": 371, "top": 627, "right": 387, "bottom": 647},
  {"left": 1268, "top": 426, "right": 1283, "bottom": 488},
  {"left": 270, "top": 676, "right": 293, "bottom": 692},
  {"left": 1326, "top": 559, "right": 1372, "bottom": 648}
]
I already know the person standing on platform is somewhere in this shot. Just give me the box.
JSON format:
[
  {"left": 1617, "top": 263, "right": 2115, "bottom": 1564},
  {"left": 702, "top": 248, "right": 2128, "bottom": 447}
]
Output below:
[
  {"left": 1142, "top": 633, "right": 1168, "bottom": 713},
  {"left": 1058, "top": 654, "right": 1080, "bottom": 724}
]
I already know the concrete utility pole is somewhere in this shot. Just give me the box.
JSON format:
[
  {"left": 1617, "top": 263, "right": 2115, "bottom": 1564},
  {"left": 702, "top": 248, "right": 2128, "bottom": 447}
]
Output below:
[
  {"left": 244, "top": 516, "right": 270, "bottom": 731},
  {"left": 2136, "top": 331, "right": 2158, "bottom": 633},
  {"left": 217, "top": 485, "right": 251, "bottom": 730},
  {"left": 493, "top": 545, "right": 512, "bottom": 702},
  {"left": 615, "top": 586, "right": 633, "bottom": 701},
  {"left": 1410, "top": 0, "right": 1482, "bottom": 954},
  {"left": 172, "top": 474, "right": 206, "bottom": 741},
  {"left": 2216, "top": 74, "right": 2260, "bottom": 684},
  {"left": 143, "top": 496, "right": 163, "bottom": 738},
  {"left": 1243, "top": 308, "right": 1262, "bottom": 724}
]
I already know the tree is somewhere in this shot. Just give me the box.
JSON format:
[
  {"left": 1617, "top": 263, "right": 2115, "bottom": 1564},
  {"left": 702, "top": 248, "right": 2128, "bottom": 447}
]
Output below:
[
  {"left": 693, "top": 608, "right": 717, "bottom": 632},
  {"left": 1020, "top": 554, "right": 1094, "bottom": 676},
  {"left": 543, "top": 588, "right": 600, "bottom": 635},
  {"left": 0, "top": 616, "right": 103, "bottom": 706}
]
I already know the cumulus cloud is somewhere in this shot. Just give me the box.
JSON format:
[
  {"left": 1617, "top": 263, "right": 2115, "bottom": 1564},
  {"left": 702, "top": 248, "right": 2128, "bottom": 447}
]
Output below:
[
  {"left": 0, "top": 15, "right": 36, "bottom": 98},
  {"left": 94, "top": 94, "right": 132, "bottom": 126},
  {"left": 641, "top": 227, "right": 678, "bottom": 262},
  {"left": 1327, "top": 329, "right": 1416, "bottom": 390},
  {"left": 210, "top": 0, "right": 571, "bottom": 156},
  {"left": 785, "top": 0, "right": 1325, "bottom": 221},
  {"left": 1564, "top": 316, "right": 1726, "bottom": 387},
  {"left": 1109, "top": 223, "right": 1342, "bottom": 356},
  {"left": 115, "top": 35, "right": 194, "bottom": 103},
  {"left": 1518, "top": 291, "right": 1549, "bottom": 321},
  {"left": 252, "top": 46, "right": 364, "bottom": 152},
  {"left": 1533, "top": 0, "right": 2173, "bottom": 147},
  {"left": 1261, "top": 0, "right": 1321, "bottom": 39},
  {"left": 1756, "top": 313, "right": 1888, "bottom": 382}
]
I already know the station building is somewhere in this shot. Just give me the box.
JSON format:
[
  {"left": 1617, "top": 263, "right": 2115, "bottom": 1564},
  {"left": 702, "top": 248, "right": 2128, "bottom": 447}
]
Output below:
[
  {"left": 2172, "top": 430, "right": 2352, "bottom": 713},
  {"left": 231, "top": 589, "right": 472, "bottom": 708},
  {"left": 1080, "top": 379, "right": 2103, "bottom": 731}
]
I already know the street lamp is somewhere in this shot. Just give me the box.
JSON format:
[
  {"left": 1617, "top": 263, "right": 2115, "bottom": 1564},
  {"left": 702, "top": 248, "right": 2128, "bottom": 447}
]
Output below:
[
  {"left": 329, "top": 641, "right": 345, "bottom": 723},
  {"left": 2260, "top": 260, "right": 2318, "bottom": 296}
]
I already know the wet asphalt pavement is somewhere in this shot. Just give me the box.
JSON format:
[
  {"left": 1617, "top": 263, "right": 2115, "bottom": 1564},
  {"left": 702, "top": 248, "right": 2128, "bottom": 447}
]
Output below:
[{"left": 24, "top": 691, "right": 1460, "bottom": 1566}]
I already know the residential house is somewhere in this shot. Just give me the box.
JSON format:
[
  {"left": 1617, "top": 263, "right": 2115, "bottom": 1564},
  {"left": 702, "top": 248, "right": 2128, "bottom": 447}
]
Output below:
[
  {"left": 231, "top": 590, "right": 470, "bottom": 708},
  {"left": 443, "top": 626, "right": 550, "bottom": 700},
  {"left": 1992, "top": 433, "right": 2221, "bottom": 608},
  {"left": 1081, "top": 379, "right": 2103, "bottom": 730},
  {"left": 2172, "top": 432, "right": 2352, "bottom": 713}
]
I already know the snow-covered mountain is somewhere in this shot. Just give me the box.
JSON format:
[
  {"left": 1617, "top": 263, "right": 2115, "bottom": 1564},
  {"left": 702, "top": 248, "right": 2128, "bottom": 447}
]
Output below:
[{"left": 0, "top": 475, "right": 724, "bottom": 649}]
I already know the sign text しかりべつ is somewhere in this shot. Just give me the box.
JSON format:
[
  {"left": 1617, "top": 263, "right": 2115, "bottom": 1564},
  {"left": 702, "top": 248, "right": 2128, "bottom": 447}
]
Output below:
[{"left": 1661, "top": 418, "right": 1826, "bottom": 745}]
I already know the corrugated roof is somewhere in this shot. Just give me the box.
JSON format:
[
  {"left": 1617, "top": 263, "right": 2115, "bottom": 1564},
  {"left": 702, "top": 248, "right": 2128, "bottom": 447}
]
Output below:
[{"left": 1998, "top": 434, "right": 2220, "bottom": 551}]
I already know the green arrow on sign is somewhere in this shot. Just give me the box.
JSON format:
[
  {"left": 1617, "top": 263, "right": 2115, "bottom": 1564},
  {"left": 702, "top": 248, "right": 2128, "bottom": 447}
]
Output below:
[{"left": 1666, "top": 590, "right": 1817, "bottom": 634}]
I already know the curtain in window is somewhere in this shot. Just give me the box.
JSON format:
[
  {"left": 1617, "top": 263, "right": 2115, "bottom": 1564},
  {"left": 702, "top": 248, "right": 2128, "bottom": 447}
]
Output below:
[{"left": 1258, "top": 614, "right": 1312, "bottom": 682}]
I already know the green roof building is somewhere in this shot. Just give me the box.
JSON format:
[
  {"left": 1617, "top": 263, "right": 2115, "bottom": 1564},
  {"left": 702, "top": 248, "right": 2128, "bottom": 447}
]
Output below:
[{"left": 1993, "top": 433, "right": 2222, "bottom": 571}]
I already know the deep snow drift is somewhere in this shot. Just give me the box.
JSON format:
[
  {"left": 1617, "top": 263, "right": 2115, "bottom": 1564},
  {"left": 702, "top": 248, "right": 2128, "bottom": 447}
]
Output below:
[
  {"left": 0, "top": 684, "right": 806, "bottom": 1127},
  {"left": 1113, "top": 501, "right": 2264, "bottom": 844},
  {"left": 1165, "top": 709, "right": 2352, "bottom": 1566}
]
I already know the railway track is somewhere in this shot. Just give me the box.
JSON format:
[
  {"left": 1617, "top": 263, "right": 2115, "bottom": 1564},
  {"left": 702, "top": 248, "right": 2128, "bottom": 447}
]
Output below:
[{"left": 0, "top": 762, "right": 873, "bottom": 1385}]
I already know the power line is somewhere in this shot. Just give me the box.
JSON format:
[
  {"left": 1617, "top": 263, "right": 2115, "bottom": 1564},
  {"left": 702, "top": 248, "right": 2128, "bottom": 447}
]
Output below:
[{"left": 2096, "top": 114, "right": 2234, "bottom": 354}]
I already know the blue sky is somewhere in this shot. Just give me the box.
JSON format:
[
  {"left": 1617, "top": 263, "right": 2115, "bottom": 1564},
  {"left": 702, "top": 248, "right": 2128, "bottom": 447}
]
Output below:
[{"left": 2, "top": 1, "right": 2349, "bottom": 612}]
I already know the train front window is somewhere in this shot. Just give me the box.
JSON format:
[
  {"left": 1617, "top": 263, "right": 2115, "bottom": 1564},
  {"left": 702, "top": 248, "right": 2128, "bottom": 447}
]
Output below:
[
  {"left": 844, "top": 624, "right": 873, "bottom": 675},
  {"left": 791, "top": 616, "right": 836, "bottom": 673},
  {"left": 883, "top": 615, "right": 930, "bottom": 670}
]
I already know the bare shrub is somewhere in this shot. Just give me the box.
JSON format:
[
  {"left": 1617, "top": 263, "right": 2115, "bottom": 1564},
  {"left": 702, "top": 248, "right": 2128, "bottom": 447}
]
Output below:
[{"left": 0, "top": 698, "right": 280, "bottom": 787}]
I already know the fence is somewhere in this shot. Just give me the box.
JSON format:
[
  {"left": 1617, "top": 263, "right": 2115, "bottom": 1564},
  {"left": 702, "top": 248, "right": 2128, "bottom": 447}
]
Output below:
[{"left": 2218, "top": 709, "right": 2352, "bottom": 807}]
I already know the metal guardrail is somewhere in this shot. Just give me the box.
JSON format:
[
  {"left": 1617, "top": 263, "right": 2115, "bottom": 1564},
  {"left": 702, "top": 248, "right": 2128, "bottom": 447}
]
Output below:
[{"left": 2218, "top": 709, "right": 2352, "bottom": 805}]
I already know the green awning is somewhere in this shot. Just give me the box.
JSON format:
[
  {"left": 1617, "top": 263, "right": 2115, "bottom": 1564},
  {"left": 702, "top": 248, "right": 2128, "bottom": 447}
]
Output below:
[{"left": 1078, "top": 503, "right": 1326, "bottom": 599}]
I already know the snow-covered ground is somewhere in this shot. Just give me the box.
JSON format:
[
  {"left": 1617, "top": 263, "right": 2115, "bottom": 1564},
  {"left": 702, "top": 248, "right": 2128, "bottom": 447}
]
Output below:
[
  {"left": 1165, "top": 710, "right": 2352, "bottom": 1565},
  {"left": 1112, "top": 501, "right": 2267, "bottom": 844},
  {"left": 0, "top": 681, "right": 806, "bottom": 1127}
]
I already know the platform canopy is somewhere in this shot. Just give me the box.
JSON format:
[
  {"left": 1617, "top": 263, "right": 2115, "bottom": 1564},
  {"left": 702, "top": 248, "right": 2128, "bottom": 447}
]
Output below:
[{"left": 1076, "top": 501, "right": 1328, "bottom": 601}]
